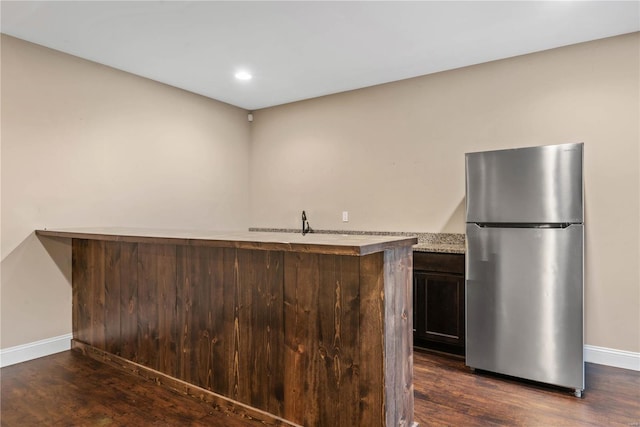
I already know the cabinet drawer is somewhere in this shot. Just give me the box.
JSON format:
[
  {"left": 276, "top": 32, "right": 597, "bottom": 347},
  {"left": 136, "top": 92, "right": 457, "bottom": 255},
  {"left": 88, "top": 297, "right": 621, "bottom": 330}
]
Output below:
[{"left": 413, "top": 251, "right": 464, "bottom": 274}]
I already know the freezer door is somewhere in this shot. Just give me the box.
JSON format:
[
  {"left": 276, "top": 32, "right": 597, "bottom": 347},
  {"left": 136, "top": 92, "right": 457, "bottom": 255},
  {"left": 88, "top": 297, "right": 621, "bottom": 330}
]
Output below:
[
  {"left": 465, "top": 224, "right": 584, "bottom": 390},
  {"left": 466, "top": 142, "right": 583, "bottom": 224}
]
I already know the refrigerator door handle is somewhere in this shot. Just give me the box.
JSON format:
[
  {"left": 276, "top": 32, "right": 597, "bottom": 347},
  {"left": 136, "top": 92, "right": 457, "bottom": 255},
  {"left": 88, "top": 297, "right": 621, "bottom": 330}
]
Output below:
[{"left": 474, "top": 222, "right": 574, "bottom": 229}]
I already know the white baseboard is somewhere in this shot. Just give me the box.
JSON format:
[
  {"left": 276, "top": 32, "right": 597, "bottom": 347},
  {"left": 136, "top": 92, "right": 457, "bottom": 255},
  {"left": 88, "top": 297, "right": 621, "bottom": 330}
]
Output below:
[
  {"left": 0, "top": 333, "right": 72, "bottom": 368},
  {"left": 584, "top": 344, "right": 640, "bottom": 371}
]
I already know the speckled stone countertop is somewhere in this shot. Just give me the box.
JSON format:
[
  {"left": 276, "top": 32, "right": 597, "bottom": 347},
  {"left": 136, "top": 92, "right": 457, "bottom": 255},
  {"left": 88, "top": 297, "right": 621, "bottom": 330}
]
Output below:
[
  {"left": 413, "top": 242, "right": 465, "bottom": 254},
  {"left": 412, "top": 232, "right": 465, "bottom": 254},
  {"left": 249, "top": 228, "right": 465, "bottom": 254}
]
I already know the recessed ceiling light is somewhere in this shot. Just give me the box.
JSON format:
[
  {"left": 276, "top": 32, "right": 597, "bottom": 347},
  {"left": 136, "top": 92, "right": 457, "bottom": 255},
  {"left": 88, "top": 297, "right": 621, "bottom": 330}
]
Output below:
[{"left": 235, "top": 70, "right": 252, "bottom": 81}]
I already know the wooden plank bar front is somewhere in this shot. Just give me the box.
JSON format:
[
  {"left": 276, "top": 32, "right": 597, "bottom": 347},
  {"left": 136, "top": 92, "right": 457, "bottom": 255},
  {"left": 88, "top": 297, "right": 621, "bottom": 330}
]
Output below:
[{"left": 38, "top": 228, "right": 417, "bottom": 427}]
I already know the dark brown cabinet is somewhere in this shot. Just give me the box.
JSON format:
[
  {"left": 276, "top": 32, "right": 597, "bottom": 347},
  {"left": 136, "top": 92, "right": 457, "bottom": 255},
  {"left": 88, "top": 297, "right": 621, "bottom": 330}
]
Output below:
[{"left": 413, "top": 251, "right": 465, "bottom": 355}]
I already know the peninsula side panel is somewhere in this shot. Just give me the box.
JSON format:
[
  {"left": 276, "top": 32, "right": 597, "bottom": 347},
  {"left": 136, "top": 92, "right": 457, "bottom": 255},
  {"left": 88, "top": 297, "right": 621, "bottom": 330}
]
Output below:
[{"left": 383, "top": 246, "right": 415, "bottom": 427}]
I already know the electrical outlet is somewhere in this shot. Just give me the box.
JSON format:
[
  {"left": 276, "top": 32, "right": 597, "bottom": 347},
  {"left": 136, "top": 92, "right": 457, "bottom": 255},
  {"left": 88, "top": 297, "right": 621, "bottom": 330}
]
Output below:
[{"left": 342, "top": 211, "right": 349, "bottom": 222}]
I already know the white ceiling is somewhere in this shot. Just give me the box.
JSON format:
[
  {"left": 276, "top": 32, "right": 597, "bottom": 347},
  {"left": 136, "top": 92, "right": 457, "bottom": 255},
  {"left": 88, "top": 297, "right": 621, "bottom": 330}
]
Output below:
[{"left": 2, "top": 1, "right": 639, "bottom": 110}]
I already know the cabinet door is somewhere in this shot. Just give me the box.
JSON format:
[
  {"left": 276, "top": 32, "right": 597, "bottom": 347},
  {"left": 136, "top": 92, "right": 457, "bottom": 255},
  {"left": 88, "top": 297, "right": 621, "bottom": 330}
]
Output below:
[{"left": 414, "top": 271, "right": 465, "bottom": 347}]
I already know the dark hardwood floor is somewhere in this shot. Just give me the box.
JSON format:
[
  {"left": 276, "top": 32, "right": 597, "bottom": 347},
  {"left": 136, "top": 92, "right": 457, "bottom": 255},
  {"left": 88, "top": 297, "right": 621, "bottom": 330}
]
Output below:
[
  {"left": 0, "top": 350, "right": 277, "bottom": 426},
  {"left": 2, "top": 348, "right": 639, "bottom": 426},
  {"left": 414, "top": 349, "right": 640, "bottom": 426}
]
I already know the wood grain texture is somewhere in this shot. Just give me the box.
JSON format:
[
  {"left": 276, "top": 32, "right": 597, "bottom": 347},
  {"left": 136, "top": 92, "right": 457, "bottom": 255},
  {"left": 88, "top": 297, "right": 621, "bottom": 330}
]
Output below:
[
  {"left": 413, "top": 349, "right": 640, "bottom": 426},
  {"left": 384, "top": 246, "right": 415, "bottom": 427},
  {"left": 136, "top": 243, "right": 178, "bottom": 371},
  {"left": 104, "top": 241, "right": 121, "bottom": 355},
  {"left": 73, "top": 342, "right": 301, "bottom": 427},
  {"left": 119, "top": 242, "right": 139, "bottom": 360},
  {"left": 89, "top": 239, "right": 107, "bottom": 349},
  {"left": 283, "top": 252, "right": 320, "bottom": 424},
  {"left": 176, "top": 245, "right": 223, "bottom": 391},
  {"left": 0, "top": 349, "right": 301, "bottom": 427},
  {"left": 70, "top": 237, "right": 416, "bottom": 426},
  {"left": 283, "top": 252, "right": 363, "bottom": 426},
  {"left": 317, "top": 254, "right": 360, "bottom": 426},
  {"left": 3, "top": 348, "right": 639, "bottom": 427},
  {"left": 72, "top": 239, "right": 106, "bottom": 349},
  {"left": 358, "top": 252, "right": 386, "bottom": 426},
  {"left": 72, "top": 239, "right": 89, "bottom": 345},
  {"left": 235, "top": 249, "right": 285, "bottom": 416}
]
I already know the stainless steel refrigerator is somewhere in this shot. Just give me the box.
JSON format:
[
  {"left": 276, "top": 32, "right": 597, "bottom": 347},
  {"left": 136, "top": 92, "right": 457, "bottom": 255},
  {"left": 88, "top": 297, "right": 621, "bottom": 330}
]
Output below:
[{"left": 465, "top": 142, "right": 584, "bottom": 397}]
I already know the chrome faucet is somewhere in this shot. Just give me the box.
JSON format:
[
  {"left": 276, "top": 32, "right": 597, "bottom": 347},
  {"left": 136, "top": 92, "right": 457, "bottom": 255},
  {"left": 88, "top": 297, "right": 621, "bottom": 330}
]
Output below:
[{"left": 302, "top": 210, "right": 311, "bottom": 235}]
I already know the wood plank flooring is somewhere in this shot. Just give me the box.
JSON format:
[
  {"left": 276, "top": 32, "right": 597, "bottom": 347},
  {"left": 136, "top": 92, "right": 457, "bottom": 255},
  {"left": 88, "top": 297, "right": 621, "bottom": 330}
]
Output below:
[
  {"left": 0, "top": 350, "right": 279, "bottom": 426},
  {"left": 414, "top": 349, "right": 640, "bottom": 426},
  {"left": 2, "top": 348, "right": 639, "bottom": 426}
]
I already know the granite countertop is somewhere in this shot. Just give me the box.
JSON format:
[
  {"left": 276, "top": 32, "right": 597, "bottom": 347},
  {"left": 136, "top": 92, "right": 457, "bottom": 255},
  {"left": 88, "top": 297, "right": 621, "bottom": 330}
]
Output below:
[
  {"left": 413, "top": 242, "right": 465, "bottom": 254},
  {"left": 36, "top": 227, "right": 417, "bottom": 256},
  {"left": 412, "top": 231, "right": 465, "bottom": 254}
]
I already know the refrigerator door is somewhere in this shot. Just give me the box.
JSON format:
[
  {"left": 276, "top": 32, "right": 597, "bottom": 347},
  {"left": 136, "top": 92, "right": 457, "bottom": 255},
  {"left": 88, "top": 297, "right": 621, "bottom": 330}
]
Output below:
[
  {"left": 465, "top": 223, "right": 584, "bottom": 390},
  {"left": 466, "top": 142, "right": 583, "bottom": 224}
]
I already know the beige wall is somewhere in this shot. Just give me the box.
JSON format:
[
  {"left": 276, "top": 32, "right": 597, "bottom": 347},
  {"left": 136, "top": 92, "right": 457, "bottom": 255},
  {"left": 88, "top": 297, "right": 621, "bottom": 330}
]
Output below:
[
  {"left": 250, "top": 33, "right": 640, "bottom": 353},
  {"left": 1, "top": 35, "right": 251, "bottom": 348},
  {"left": 2, "top": 33, "right": 638, "bottom": 355}
]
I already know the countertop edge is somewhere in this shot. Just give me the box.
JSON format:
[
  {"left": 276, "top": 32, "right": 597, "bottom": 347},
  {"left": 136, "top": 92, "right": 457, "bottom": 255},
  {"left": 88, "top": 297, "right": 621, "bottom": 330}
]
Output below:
[
  {"left": 412, "top": 244, "right": 465, "bottom": 255},
  {"left": 250, "top": 228, "right": 465, "bottom": 255},
  {"left": 35, "top": 229, "right": 418, "bottom": 256}
]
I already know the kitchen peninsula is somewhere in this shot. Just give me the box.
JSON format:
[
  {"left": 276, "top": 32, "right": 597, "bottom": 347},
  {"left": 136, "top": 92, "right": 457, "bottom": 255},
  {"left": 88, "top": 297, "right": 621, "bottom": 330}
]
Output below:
[{"left": 36, "top": 228, "right": 418, "bottom": 427}]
